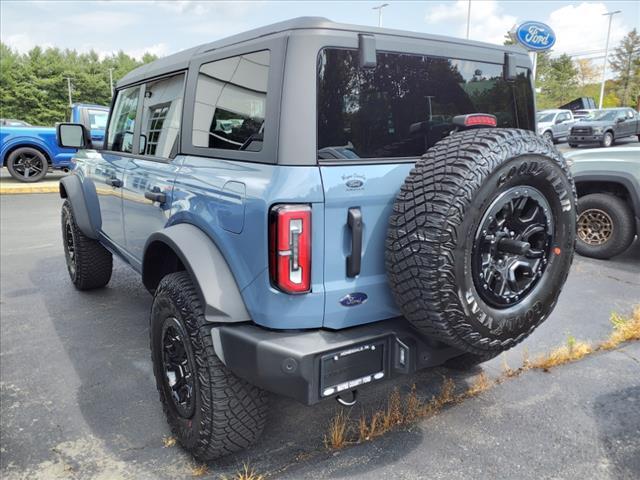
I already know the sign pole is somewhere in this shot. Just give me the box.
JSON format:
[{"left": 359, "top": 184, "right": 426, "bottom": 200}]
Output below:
[
  {"left": 531, "top": 51, "right": 538, "bottom": 82},
  {"left": 598, "top": 10, "right": 621, "bottom": 109}
]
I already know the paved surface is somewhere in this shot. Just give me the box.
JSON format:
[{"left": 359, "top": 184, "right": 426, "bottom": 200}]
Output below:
[
  {"left": 1, "top": 194, "right": 639, "bottom": 479},
  {"left": 0, "top": 168, "right": 65, "bottom": 194}
]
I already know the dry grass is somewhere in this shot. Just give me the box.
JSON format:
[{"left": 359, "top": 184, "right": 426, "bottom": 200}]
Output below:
[
  {"left": 324, "top": 408, "right": 349, "bottom": 450},
  {"left": 162, "top": 436, "right": 176, "bottom": 448},
  {"left": 530, "top": 335, "right": 593, "bottom": 371},
  {"left": 600, "top": 307, "right": 640, "bottom": 350},
  {"left": 221, "top": 464, "right": 265, "bottom": 480},
  {"left": 324, "top": 306, "right": 640, "bottom": 451},
  {"left": 191, "top": 464, "right": 209, "bottom": 477}
]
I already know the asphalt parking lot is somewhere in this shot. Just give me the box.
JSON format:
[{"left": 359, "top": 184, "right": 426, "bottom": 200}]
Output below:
[{"left": 1, "top": 193, "right": 639, "bottom": 480}]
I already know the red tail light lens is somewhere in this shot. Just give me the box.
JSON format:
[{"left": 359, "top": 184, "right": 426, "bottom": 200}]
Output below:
[
  {"left": 464, "top": 114, "right": 497, "bottom": 127},
  {"left": 269, "top": 205, "right": 311, "bottom": 294}
]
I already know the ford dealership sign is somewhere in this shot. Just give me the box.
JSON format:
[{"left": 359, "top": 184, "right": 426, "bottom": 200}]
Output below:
[{"left": 516, "top": 21, "right": 556, "bottom": 51}]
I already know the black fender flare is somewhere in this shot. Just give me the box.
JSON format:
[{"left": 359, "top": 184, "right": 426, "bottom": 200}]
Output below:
[
  {"left": 143, "top": 224, "right": 251, "bottom": 324},
  {"left": 573, "top": 171, "right": 640, "bottom": 217},
  {"left": 59, "top": 175, "right": 101, "bottom": 239}
]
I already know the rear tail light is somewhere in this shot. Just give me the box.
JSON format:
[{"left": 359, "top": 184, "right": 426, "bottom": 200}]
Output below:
[
  {"left": 453, "top": 113, "right": 498, "bottom": 128},
  {"left": 269, "top": 205, "right": 311, "bottom": 294}
]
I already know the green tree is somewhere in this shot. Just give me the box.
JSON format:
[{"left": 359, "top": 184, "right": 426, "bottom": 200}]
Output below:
[
  {"left": 609, "top": 28, "right": 640, "bottom": 107},
  {"left": 537, "top": 54, "right": 579, "bottom": 107}
]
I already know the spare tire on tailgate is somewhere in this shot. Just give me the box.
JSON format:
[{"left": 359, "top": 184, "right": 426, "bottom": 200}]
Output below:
[{"left": 385, "top": 128, "right": 576, "bottom": 356}]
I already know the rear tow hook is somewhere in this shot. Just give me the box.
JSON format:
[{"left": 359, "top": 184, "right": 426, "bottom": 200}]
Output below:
[{"left": 336, "top": 390, "right": 358, "bottom": 407}]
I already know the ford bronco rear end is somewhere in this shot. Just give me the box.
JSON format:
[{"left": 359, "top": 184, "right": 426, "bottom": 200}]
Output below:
[{"left": 57, "top": 18, "right": 576, "bottom": 461}]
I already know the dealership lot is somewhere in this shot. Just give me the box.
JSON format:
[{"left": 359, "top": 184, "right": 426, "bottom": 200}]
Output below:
[{"left": 1, "top": 193, "right": 638, "bottom": 479}]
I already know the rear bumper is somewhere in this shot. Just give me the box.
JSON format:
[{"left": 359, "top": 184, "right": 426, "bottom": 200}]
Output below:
[{"left": 212, "top": 317, "right": 463, "bottom": 405}]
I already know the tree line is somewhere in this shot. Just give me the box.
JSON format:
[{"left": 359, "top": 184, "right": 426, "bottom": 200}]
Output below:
[
  {"left": 505, "top": 28, "right": 640, "bottom": 110},
  {"left": 0, "top": 43, "right": 157, "bottom": 126},
  {"left": 1, "top": 28, "right": 638, "bottom": 126}
]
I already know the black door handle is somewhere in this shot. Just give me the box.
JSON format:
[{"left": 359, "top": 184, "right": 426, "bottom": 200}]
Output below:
[
  {"left": 106, "top": 177, "right": 122, "bottom": 188},
  {"left": 145, "top": 190, "right": 166, "bottom": 203},
  {"left": 346, "top": 207, "right": 363, "bottom": 277}
]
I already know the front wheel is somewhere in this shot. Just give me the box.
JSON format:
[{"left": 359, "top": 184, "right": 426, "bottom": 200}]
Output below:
[
  {"left": 601, "top": 132, "right": 614, "bottom": 147},
  {"left": 386, "top": 129, "right": 577, "bottom": 356},
  {"left": 576, "top": 193, "right": 635, "bottom": 259},
  {"left": 150, "top": 271, "right": 268, "bottom": 461},
  {"left": 542, "top": 130, "right": 554, "bottom": 144},
  {"left": 6, "top": 147, "right": 48, "bottom": 182}
]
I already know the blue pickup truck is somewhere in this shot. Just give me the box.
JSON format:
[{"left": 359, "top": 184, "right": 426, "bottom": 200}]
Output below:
[{"left": 0, "top": 103, "right": 109, "bottom": 182}]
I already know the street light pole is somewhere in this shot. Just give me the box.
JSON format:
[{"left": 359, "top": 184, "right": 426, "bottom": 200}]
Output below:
[
  {"left": 66, "top": 77, "right": 73, "bottom": 107},
  {"left": 109, "top": 68, "right": 114, "bottom": 97},
  {"left": 372, "top": 3, "right": 389, "bottom": 28},
  {"left": 598, "top": 10, "right": 621, "bottom": 109},
  {"left": 466, "top": 0, "right": 471, "bottom": 39}
]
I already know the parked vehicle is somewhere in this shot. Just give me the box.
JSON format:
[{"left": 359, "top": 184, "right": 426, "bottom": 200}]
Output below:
[
  {"left": 536, "top": 109, "right": 575, "bottom": 143},
  {"left": 568, "top": 108, "right": 640, "bottom": 148},
  {"left": 0, "top": 104, "right": 108, "bottom": 182},
  {"left": 56, "top": 17, "right": 576, "bottom": 461},
  {"left": 567, "top": 147, "right": 639, "bottom": 259},
  {"left": 0, "top": 119, "right": 32, "bottom": 127}
]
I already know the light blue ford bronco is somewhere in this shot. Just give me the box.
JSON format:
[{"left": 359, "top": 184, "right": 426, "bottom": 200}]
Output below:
[{"left": 56, "top": 18, "right": 577, "bottom": 461}]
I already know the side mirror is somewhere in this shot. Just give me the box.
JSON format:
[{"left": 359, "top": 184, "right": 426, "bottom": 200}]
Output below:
[
  {"left": 57, "top": 123, "right": 90, "bottom": 149},
  {"left": 555, "top": 118, "right": 563, "bottom": 124},
  {"left": 616, "top": 117, "right": 625, "bottom": 123}
]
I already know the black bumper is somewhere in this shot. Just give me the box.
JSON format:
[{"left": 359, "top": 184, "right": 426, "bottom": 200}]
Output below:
[
  {"left": 568, "top": 135, "right": 603, "bottom": 144},
  {"left": 212, "top": 318, "right": 463, "bottom": 405}
]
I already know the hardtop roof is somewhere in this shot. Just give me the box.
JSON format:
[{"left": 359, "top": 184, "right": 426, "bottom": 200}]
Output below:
[{"left": 117, "top": 16, "right": 528, "bottom": 88}]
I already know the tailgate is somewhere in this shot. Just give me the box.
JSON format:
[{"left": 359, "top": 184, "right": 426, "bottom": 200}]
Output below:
[{"left": 320, "top": 163, "right": 413, "bottom": 329}]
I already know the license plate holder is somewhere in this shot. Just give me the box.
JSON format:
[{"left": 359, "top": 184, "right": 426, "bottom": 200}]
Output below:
[{"left": 320, "top": 341, "right": 386, "bottom": 397}]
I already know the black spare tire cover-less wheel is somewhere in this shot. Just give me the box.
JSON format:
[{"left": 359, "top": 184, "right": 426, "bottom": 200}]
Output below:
[
  {"left": 386, "top": 129, "right": 577, "bottom": 356},
  {"left": 576, "top": 193, "right": 635, "bottom": 259},
  {"left": 7, "top": 147, "right": 48, "bottom": 182}
]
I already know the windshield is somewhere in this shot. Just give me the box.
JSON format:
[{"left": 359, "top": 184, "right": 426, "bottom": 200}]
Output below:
[
  {"left": 317, "top": 48, "right": 534, "bottom": 160},
  {"left": 536, "top": 112, "right": 556, "bottom": 123},
  {"left": 587, "top": 110, "right": 620, "bottom": 122}
]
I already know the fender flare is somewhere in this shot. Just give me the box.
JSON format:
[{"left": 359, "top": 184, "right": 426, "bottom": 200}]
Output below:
[
  {"left": 59, "top": 175, "right": 101, "bottom": 239},
  {"left": 573, "top": 171, "right": 640, "bottom": 216},
  {"left": 143, "top": 224, "right": 251, "bottom": 324}
]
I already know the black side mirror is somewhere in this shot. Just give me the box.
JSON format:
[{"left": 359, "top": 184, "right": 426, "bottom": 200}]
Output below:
[{"left": 57, "top": 123, "right": 91, "bottom": 149}]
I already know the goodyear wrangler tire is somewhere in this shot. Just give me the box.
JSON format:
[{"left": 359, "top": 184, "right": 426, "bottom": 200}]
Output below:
[
  {"left": 150, "top": 271, "right": 268, "bottom": 461},
  {"left": 386, "top": 129, "right": 577, "bottom": 356}
]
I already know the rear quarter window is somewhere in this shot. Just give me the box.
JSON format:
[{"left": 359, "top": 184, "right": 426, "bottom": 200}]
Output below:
[{"left": 317, "top": 48, "right": 533, "bottom": 160}]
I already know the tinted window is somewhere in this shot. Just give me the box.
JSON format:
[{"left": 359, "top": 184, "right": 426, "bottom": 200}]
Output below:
[
  {"left": 317, "top": 48, "right": 534, "bottom": 160},
  {"left": 193, "top": 50, "right": 269, "bottom": 152},
  {"left": 139, "top": 73, "right": 185, "bottom": 158},
  {"left": 107, "top": 86, "right": 140, "bottom": 153}
]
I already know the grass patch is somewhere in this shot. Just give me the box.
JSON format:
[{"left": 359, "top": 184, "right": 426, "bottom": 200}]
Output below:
[
  {"left": 600, "top": 306, "right": 640, "bottom": 350},
  {"left": 162, "top": 436, "right": 176, "bottom": 448},
  {"left": 324, "top": 408, "right": 349, "bottom": 450},
  {"left": 221, "top": 464, "right": 264, "bottom": 480},
  {"left": 191, "top": 464, "right": 209, "bottom": 477},
  {"left": 530, "top": 335, "right": 593, "bottom": 371}
]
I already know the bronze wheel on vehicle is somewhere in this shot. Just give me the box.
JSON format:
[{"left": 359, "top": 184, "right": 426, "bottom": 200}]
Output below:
[{"left": 577, "top": 208, "right": 613, "bottom": 246}]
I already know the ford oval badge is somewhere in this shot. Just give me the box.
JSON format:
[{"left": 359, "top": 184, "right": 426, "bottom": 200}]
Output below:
[
  {"left": 340, "top": 292, "right": 368, "bottom": 307},
  {"left": 515, "top": 21, "right": 556, "bottom": 51},
  {"left": 346, "top": 179, "right": 364, "bottom": 189}
]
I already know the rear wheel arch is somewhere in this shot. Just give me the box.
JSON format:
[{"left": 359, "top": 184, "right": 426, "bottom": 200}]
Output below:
[
  {"left": 142, "top": 224, "right": 250, "bottom": 324},
  {"left": 574, "top": 176, "right": 639, "bottom": 218},
  {"left": 2, "top": 143, "right": 52, "bottom": 166}
]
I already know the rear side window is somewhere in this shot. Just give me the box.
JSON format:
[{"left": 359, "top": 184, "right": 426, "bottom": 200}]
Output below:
[
  {"left": 317, "top": 48, "right": 534, "bottom": 160},
  {"left": 192, "top": 50, "right": 270, "bottom": 152},
  {"left": 88, "top": 109, "right": 108, "bottom": 130},
  {"left": 107, "top": 86, "right": 140, "bottom": 153},
  {"left": 139, "top": 73, "right": 185, "bottom": 158}
]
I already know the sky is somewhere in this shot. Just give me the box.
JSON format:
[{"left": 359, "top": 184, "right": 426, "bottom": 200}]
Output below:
[{"left": 1, "top": 0, "right": 638, "bottom": 63}]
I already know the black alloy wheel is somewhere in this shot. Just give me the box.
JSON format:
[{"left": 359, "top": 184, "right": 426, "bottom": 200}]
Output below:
[
  {"left": 472, "top": 187, "right": 553, "bottom": 308},
  {"left": 63, "top": 215, "right": 77, "bottom": 278},
  {"left": 7, "top": 147, "right": 48, "bottom": 182},
  {"left": 161, "top": 317, "right": 196, "bottom": 419}
]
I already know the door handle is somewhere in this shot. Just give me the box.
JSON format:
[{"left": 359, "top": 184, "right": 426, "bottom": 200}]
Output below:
[
  {"left": 145, "top": 190, "right": 166, "bottom": 204},
  {"left": 106, "top": 177, "right": 122, "bottom": 188},
  {"left": 346, "top": 207, "right": 363, "bottom": 277}
]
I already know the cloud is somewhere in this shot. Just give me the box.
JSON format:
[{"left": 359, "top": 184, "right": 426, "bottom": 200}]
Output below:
[
  {"left": 425, "top": 0, "right": 516, "bottom": 45},
  {"left": 545, "top": 2, "right": 629, "bottom": 57}
]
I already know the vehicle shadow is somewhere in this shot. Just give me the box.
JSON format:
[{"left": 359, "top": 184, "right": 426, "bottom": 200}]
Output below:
[{"left": 33, "top": 254, "right": 480, "bottom": 478}]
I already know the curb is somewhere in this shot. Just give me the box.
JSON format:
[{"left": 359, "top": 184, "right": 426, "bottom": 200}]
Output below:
[{"left": 0, "top": 183, "right": 60, "bottom": 195}]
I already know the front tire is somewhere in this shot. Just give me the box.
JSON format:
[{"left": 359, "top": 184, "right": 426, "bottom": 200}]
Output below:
[
  {"left": 601, "top": 131, "right": 614, "bottom": 147},
  {"left": 386, "top": 129, "right": 576, "bottom": 356},
  {"left": 576, "top": 193, "right": 635, "bottom": 259},
  {"left": 7, "top": 147, "right": 48, "bottom": 182},
  {"left": 150, "top": 271, "right": 268, "bottom": 461},
  {"left": 542, "top": 130, "right": 554, "bottom": 144},
  {"left": 61, "top": 200, "right": 112, "bottom": 290}
]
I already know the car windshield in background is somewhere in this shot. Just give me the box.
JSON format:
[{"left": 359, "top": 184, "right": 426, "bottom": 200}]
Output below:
[
  {"left": 317, "top": 48, "right": 534, "bottom": 160},
  {"left": 88, "top": 110, "right": 108, "bottom": 130},
  {"left": 536, "top": 112, "right": 556, "bottom": 123},
  {"left": 587, "top": 110, "right": 619, "bottom": 122}
]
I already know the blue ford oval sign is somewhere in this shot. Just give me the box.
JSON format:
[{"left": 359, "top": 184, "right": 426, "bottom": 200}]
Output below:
[
  {"left": 340, "top": 292, "right": 368, "bottom": 307},
  {"left": 516, "top": 22, "right": 556, "bottom": 51}
]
